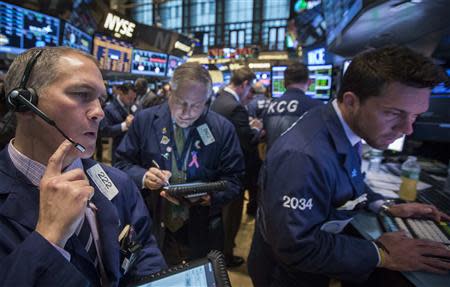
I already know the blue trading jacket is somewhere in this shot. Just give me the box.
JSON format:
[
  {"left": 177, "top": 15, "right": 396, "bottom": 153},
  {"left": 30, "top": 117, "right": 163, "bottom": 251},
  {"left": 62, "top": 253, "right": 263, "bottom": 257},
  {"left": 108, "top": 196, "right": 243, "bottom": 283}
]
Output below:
[
  {"left": 263, "top": 87, "right": 323, "bottom": 150},
  {"left": 100, "top": 98, "right": 130, "bottom": 163},
  {"left": 251, "top": 103, "right": 383, "bottom": 286},
  {"left": 114, "top": 102, "right": 245, "bottom": 218},
  {"left": 0, "top": 149, "right": 166, "bottom": 286}
]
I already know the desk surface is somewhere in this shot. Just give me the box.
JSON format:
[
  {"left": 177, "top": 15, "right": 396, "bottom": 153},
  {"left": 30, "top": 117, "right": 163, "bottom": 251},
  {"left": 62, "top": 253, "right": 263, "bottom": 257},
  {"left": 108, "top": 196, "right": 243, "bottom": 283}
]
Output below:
[{"left": 352, "top": 212, "right": 450, "bottom": 287}]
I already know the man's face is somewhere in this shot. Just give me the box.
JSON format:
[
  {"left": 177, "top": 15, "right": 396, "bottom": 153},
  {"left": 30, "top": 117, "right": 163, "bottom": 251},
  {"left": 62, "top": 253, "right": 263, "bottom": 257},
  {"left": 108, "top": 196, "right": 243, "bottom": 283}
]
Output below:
[
  {"left": 349, "top": 82, "right": 430, "bottom": 149},
  {"left": 168, "top": 81, "right": 208, "bottom": 128},
  {"left": 35, "top": 53, "right": 105, "bottom": 158},
  {"left": 122, "top": 89, "right": 136, "bottom": 106}
]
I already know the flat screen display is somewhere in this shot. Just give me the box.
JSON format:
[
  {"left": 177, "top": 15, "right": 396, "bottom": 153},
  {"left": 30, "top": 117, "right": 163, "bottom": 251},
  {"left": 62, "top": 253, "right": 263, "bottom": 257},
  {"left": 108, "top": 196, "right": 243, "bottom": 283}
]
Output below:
[
  {"left": 307, "top": 64, "right": 333, "bottom": 100},
  {"left": 93, "top": 34, "right": 132, "bottom": 73},
  {"left": 271, "top": 66, "right": 287, "bottom": 98},
  {"left": 131, "top": 48, "right": 167, "bottom": 76},
  {"left": 167, "top": 55, "right": 186, "bottom": 77},
  {"left": 0, "top": 1, "right": 60, "bottom": 54},
  {"left": 134, "top": 262, "right": 216, "bottom": 287},
  {"left": 431, "top": 68, "right": 450, "bottom": 96},
  {"left": 62, "top": 22, "right": 92, "bottom": 53}
]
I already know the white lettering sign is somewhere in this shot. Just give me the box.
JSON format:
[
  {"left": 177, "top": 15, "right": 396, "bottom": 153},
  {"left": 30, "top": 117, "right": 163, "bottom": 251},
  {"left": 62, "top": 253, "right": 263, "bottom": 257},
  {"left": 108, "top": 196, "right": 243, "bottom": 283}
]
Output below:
[{"left": 104, "top": 13, "right": 136, "bottom": 38}]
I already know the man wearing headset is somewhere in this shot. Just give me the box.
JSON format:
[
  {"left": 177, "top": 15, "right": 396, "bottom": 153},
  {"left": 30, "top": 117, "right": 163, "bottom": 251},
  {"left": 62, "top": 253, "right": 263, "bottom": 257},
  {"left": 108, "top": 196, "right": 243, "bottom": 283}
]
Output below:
[
  {"left": 0, "top": 47, "right": 166, "bottom": 286},
  {"left": 115, "top": 63, "right": 245, "bottom": 266}
]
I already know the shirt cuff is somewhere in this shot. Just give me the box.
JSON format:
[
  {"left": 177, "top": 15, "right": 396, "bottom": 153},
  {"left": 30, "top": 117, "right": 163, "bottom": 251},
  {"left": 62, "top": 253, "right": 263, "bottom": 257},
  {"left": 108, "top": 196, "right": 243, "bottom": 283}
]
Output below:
[
  {"left": 142, "top": 172, "right": 148, "bottom": 189},
  {"left": 121, "top": 121, "right": 128, "bottom": 132},
  {"left": 368, "top": 199, "right": 385, "bottom": 213},
  {"left": 51, "top": 242, "right": 71, "bottom": 261},
  {"left": 371, "top": 241, "right": 381, "bottom": 267}
]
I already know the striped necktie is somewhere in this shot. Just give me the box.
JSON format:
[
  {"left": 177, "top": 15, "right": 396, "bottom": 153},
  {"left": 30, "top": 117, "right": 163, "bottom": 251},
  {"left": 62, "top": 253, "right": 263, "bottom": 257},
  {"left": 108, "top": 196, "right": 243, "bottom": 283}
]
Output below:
[{"left": 76, "top": 216, "right": 99, "bottom": 268}]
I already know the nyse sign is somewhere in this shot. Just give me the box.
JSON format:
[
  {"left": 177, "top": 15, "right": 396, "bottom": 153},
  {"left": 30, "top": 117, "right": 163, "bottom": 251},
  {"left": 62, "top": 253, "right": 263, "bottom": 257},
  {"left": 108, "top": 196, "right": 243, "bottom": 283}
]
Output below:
[{"left": 103, "top": 13, "right": 136, "bottom": 39}]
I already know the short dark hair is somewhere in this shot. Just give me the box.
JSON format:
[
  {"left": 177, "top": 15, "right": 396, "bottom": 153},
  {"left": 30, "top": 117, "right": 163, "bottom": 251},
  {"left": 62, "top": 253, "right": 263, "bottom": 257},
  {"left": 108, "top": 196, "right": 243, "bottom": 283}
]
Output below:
[
  {"left": 135, "top": 78, "right": 148, "bottom": 95},
  {"left": 117, "top": 83, "right": 136, "bottom": 93},
  {"left": 230, "top": 67, "right": 255, "bottom": 86},
  {"left": 337, "top": 45, "right": 447, "bottom": 103},
  {"left": 284, "top": 62, "right": 309, "bottom": 88}
]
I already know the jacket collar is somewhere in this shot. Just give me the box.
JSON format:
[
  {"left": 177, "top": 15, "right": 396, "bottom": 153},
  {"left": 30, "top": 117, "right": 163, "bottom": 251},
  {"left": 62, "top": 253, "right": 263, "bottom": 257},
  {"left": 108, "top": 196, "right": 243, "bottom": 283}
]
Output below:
[
  {"left": 321, "top": 103, "right": 365, "bottom": 196},
  {"left": 0, "top": 150, "right": 121, "bottom": 284}
]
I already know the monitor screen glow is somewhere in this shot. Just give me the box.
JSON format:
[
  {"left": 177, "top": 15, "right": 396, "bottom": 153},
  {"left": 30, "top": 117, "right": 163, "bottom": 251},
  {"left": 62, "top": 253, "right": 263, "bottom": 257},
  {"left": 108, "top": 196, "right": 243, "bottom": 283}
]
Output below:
[
  {"left": 131, "top": 48, "right": 167, "bottom": 76},
  {"left": 62, "top": 22, "right": 92, "bottom": 53},
  {"left": 307, "top": 64, "right": 333, "bottom": 100},
  {"left": 167, "top": 55, "right": 186, "bottom": 77},
  {"left": 0, "top": 1, "right": 60, "bottom": 54},
  {"left": 271, "top": 66, "right": 287, "bottom": 98},
  {"left": 93, "top": 34, "right": 132, "bottom": 73}
]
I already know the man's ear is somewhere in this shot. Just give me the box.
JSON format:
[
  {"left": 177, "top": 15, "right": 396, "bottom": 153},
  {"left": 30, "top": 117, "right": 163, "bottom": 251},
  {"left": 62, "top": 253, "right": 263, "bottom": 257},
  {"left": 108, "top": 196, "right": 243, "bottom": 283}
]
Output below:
[{"left": 342, "top": 91, "right": 360, "bottom": 113}]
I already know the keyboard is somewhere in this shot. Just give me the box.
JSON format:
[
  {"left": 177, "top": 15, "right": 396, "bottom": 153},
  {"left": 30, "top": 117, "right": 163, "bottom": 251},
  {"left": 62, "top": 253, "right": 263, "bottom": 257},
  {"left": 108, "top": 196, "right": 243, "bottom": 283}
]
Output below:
[
  {"left": 379, "top": 214, "right": 450, "bottom": 246},
  {"left": 417, "top": 189, "right": 450, "bottom": 215},
  {"left": 164, "top": 181, "right": 227, "bottom": 199}
]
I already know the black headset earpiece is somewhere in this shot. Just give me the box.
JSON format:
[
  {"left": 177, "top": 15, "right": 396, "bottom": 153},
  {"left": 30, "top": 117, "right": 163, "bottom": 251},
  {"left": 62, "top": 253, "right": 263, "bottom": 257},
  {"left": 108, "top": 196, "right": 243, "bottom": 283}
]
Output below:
[{"left": 7, "top": 50, "right": 42, "bottom": 112}]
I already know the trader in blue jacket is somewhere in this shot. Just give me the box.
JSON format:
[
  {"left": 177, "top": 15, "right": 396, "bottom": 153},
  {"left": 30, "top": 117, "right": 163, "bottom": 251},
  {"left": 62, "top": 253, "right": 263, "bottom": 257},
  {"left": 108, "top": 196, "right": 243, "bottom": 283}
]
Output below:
[
  {"left": 0, "top": 47, "right": 166, "bottom": 286},
  {"left": 248, "top": 45, "right": 450, "bottom": 287},
  {"left": 115, "top": 63, "right": 245, "bottom": 265},
  {"left": 263, "top": 62, "right": 323, "bottom": 150},
  {"left": 100, "top": 83, "right": 136, "bottom": 164}
]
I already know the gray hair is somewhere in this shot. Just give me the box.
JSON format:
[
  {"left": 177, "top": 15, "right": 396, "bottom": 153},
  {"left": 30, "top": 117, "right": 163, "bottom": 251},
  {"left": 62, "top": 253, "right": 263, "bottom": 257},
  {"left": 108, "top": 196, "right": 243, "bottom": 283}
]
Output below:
[
  {"left": 4, "top": 47, "right": 98, "bottom": 96},
  {"left": 170, "top": 62, "right": 212, "bottom": 98}
]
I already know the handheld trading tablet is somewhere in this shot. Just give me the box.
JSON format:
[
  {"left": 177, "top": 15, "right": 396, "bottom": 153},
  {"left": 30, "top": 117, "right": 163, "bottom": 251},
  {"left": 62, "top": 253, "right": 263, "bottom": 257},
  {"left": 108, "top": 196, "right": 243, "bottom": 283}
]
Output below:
[
  {"left": 163, "top": 181, "right": 227, "bottom": 199},
  {"left": 128, "top": 250, "right": 231, "bottom": 287}
]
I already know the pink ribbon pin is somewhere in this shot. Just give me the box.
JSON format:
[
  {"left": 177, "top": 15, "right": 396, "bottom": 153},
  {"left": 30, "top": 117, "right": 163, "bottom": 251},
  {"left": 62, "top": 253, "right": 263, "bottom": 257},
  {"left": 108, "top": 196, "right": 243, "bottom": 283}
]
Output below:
[{"left": 188, "top": 151, "right": 200, "bottom": 168}]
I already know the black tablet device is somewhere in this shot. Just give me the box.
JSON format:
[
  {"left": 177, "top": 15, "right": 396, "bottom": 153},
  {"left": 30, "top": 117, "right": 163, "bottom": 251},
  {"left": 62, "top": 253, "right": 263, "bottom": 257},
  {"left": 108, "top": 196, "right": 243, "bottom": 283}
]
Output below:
[
  {"left": 129, "top": 251, "right": 231, "bottom": 287},
  {"left": 163, "top": 181, "right": 227, "bottom": 199}
]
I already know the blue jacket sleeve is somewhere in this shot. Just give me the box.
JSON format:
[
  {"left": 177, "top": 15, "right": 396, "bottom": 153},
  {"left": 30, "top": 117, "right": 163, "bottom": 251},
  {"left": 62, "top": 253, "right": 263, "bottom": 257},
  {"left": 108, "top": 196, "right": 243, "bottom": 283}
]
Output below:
[
  {"left": 260, "top": 150, "right": 379, "bottom": 281},
  {"left": 114, "top": 116, "right": 148, "bottom": 188},
  {"left": 100, "top": 107, "right": 125, "bottom": 138},
  {"left": 122, "top": 175, "right": 167, "bottom": 276},
  {"left": 0, "top": 231, "right": 89, "bottom": 286},
  {"left": 210, "top": 122, "right": 245, "bottom": 210}
]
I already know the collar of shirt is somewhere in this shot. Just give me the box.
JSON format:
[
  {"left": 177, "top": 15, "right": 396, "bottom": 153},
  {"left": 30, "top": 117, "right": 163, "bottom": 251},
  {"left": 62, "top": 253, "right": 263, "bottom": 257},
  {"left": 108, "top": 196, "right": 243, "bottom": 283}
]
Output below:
[
  {"left": 224, "top": 86, "right": 240, "bottom": 103},
  {"left": 8, "top": 139, "right": 83, "bottom": 186},
  {"left": 116, "top": 95, "right": 129, "bottom": 113},
  {"left": 331, "top": 99, "right": 361, "bottom": 147}
]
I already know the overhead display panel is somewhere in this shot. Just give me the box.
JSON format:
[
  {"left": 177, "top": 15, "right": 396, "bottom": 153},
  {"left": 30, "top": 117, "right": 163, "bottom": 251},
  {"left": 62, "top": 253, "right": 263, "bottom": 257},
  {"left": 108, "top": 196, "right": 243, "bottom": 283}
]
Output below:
[
  {"left": 62, "top": 22, "right": 92, "bottom": 53},
  {"left": 0, "top": 1, "right": 60, "bottom": 54},
  {"left": 93, "top": 34, "right": 132, "bottom": 73},
  {"left": 131, "top": 48, "right": 168, "bottom": 76}
]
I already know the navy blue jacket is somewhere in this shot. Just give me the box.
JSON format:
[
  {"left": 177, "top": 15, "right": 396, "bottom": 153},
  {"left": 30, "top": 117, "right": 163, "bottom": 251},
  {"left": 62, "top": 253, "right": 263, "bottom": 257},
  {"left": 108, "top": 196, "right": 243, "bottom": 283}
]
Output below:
[
  {"left": 249, "top": 103, "right": 383, "bottom": 287},
  {"left": 0, "top": 149, "right": 166, "bottom": 286},
  {"left": 114, "top": 103, "right": 245, "bottom": 246},
  {"left": 263, "top": 87, "right": 323, "bottom": 150},
  {"left": 100, "top": 98, "right": 130, "bottom": 163}
]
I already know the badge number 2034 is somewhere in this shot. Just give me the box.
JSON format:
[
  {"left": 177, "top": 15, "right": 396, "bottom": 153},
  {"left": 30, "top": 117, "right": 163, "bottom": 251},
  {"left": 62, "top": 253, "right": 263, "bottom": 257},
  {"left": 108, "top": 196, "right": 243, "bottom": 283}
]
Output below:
[{"left": 282, "top": 195, "right": 313, "bottom": 210}]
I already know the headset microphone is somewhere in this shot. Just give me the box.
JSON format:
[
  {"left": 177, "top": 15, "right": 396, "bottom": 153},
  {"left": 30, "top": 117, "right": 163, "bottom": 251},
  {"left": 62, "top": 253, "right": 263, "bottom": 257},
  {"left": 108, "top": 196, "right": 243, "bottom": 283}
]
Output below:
[
  {"left": 6, "top": 49, "right": 86, "bottom": 153},
  {"left": 8, "top": 92, "right": 86, "bottom": 153}
]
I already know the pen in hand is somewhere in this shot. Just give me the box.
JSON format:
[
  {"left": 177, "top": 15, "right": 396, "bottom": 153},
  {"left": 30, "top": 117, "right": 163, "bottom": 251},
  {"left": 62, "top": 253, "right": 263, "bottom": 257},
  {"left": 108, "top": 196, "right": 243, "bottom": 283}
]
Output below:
[{"left": 151, "top": 160, "right": 170, "bottom": 187}]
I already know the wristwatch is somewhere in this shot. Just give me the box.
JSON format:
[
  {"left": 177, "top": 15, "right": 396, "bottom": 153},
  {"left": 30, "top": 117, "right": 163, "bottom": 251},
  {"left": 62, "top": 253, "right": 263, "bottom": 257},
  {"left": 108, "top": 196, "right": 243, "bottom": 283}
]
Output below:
[{"left": 380, "top": 199, "right": 396, "bottom": 216}]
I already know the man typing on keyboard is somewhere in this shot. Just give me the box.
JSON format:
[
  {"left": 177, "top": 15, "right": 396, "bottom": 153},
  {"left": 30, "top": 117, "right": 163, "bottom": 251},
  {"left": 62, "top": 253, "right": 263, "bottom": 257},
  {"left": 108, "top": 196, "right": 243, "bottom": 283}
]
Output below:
[{"left": 248, "top": 46, "right": 450, "bottom": 287}]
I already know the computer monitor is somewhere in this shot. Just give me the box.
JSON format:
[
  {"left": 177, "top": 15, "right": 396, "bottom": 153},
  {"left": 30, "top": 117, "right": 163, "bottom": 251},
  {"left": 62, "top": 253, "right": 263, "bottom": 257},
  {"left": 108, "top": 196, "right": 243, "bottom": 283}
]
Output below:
[
  {"left": 166, "top": 55, "right": 186, "bottom": 77},
  {"left": 0, "top": 1, "right": 60, "bottom": 54},
  {"left": 271, "top": 66, "right": 287, "bottom": 98},
  {"left": 131, "top": 49, "right": 167, "bottom": 76},
  {"left": 431, "top": 68, "right": 450, "bottom": 95},
  {"left": 307, "top": 64, "right": 333, "bottom": 100},
  {"left": 254, "top": 71, "right": 271, "bottom": 87},
  {"left": 93, "top": 34, "right": 132, "bottom": 73},
  {"left": 62, "top": 22, "right": 92, "bottom": 53}
]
